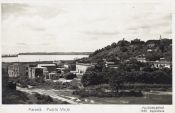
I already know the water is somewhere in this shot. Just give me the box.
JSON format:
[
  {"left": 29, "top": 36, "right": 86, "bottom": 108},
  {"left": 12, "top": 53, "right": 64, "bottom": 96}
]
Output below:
[{"left": 2, "top": 55, "right": 88, "bottom": 62}]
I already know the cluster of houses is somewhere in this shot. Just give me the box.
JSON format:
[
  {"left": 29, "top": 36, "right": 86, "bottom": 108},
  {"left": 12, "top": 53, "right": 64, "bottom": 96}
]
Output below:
[
  {"left": 136, "top": 55, "right": 172, "bottom": 69},
  {"left": 7, "top": 56, "right": 172, "bottom": 81},
  {"left": 7, "top": 61, "right": 95, "bottom": 80}
]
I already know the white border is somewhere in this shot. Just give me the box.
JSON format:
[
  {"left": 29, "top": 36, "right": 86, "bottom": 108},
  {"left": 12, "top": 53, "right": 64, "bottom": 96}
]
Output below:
[{"left": 0, "top": 0, "right": 174, "bottom": 113}]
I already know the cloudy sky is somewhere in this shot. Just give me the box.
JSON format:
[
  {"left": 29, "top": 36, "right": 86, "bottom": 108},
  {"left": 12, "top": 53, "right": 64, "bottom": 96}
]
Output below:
[{"left": 1, "top": 1, "right": 172, "bottom": 54}]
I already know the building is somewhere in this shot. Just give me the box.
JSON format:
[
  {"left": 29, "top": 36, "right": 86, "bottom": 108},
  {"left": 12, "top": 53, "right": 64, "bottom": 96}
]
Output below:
[
  {"left": 8, "top": 63, "right": 19, "bottom": 78},
  {"left": 37, "top": 64, "right": 58, "bottom": 80},
  {"left": 149, "top": 61, "right": 172, "bottom": 69},
  {"left": 45, "top": 72, "right": 59, "bottom": 80},
  {"left": 37, "top": 64, "right": 56, "bottom": 72},
  {"left": 8, "top": 63, "right": 28, "bottom": 77},
  {"left": 8, "top": 63, "right": 37, "bottom": 78},
  {"left": 28, "top": 67, "right": 47, "bottom": 79},
  {"left": 76, "top": 63, "right": 95, "bottom": 74},
  {"left": 102, "top": 59, "right": 119, "bottom": 68},
  {"left": 64, "top": 64, "right": 69, "bottom": 69},
  {"left": 136, "top": 57, "right": 146, "bottom": 63},
  {"left": 105, "top": 61, "right": 115, "bottom": 67},
  {"left": 108, "top": 64, "right": 119, "bottom": 69},
  {"left": 147, "top": 49, "right": 153, "bottom": 52}
]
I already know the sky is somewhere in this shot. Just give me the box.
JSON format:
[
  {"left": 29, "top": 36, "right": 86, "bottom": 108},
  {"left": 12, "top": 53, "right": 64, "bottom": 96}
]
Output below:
[{"left": 1, "top": 1, "right": 172, "bottom": 54}]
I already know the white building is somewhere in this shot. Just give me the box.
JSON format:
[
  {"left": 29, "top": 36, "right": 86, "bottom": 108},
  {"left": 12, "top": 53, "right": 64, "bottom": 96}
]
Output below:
[
  {"left": 76, "top": 63, "right": 94, "bottom": 74},
  {"left": 150, "top": 61, "right": 172, "bottom": 69},
  {"left": 136, "top": 57, "right": 146, "bottom": 63},
  {"left": 8, "top": 63, "right": 19, "bottom": 78}
]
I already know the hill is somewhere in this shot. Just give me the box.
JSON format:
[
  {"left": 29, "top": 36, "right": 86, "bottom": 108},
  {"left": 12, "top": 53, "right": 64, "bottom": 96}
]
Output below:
[{"left": 85, "top": 38, "right": 172, "bottom": 63}]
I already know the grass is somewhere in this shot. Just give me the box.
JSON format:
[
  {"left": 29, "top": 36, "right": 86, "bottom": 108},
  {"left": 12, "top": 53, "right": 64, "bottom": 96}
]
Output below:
[{"left": 84, "top": 93, "right": 172, "bottom": 104}]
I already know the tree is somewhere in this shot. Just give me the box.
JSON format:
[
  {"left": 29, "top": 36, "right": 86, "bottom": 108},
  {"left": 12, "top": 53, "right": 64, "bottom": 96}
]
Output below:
[
  {"left": 111, "top": 42, "right": 117, "bottom": 48},
  {"left": 152, "top": 70, "right": 171, "bottom": 84},
  {"left": 109, "top": 70, "right": 124, "bottom": 93},
  {"left": 81, "top": 71, "right": 108, "bottom": 87},
  {"left": 145, "top": 52, "right": 163, "bottom": 61},
  {"left": 137, "top": 71, "right": 154, "bottom": 84},
  {"left": 131, "top": 39, "right": 145, "bottom": 45},
  {"left": 105, "top": 45, "right": 111, "bottom": 50},
  {"left": 81, "top": 72, "right": 98, "bottom": 87},
  {"left": 117, "top": 39, "right": 130, "bottom": 47}
]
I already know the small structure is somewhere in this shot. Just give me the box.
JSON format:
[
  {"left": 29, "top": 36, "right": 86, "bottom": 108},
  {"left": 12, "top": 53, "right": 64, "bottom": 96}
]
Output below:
[
  {"left": 136, "top": 57, "right": 146, "bottom": 63},
  {"left": 147, "top": 49, "right": 152, "bottom": 52},
  {"left": 45, "top": 72, "right": 59, "bottom": 80},
  {"left": 64, "top": 64, "right": 69, "bottom": 69},
  {"left": 105, "top": 61, "right": 115, "bottom": 67},
  {"left": 103, "top": 59, "right": 118, "bottom": 68}
]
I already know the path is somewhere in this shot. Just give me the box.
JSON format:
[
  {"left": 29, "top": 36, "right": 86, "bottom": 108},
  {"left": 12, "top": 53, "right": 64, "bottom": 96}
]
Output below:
[{"left": 16, "top": 86, "right": 81, "bottom": 104}]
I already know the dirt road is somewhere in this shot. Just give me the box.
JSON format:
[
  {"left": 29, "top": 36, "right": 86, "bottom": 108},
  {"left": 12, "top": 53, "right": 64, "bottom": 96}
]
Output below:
[{"left": 16, "top": 86, "right": 81, "bottom": 104}]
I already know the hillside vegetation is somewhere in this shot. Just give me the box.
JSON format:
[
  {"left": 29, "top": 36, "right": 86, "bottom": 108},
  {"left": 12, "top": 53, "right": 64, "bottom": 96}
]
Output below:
[{"left": 85, "top": 38, "right": 172, "bottom": 63}]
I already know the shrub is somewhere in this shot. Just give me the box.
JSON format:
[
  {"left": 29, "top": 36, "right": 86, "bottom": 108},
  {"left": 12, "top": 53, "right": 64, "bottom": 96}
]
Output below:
[{"left": 64, "top": 72, "right": 77, "bottom": 80}]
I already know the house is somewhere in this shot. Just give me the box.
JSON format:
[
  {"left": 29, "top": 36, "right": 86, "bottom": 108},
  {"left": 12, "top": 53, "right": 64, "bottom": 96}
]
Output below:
[
  {"left": 37, "top": 64, "right": 56, "bottom": 73},
  {"left": 37, "top": 64, "right": 59, "bottom": 81},
  {"left": 8, "top": 63, "right": 28, "bottom": 78},
  {"left": 28, "top": 67, "right": 48, "bottom": 79},
  {"left": 147, "top": 49, "right": 153, "bottom": 52},
  {"left": 108, "top": 64, "right": 119, "bottom": 69},
  {"left": 8, "top": 63, "right": 19, "bottom": 78},
  {"left": 45, "top": 72, "right": 59, "bottom": 80},
  {"left": 105, "top": 61, "right": 115, "bottom": 67},
  {"left": 136, "top": 57, "right": 146, "bottom": 63},
  {"left": 149, "top": 61, "right": 172, "bottom": 69},
  {"left": 102, "top": 59, "right": 119, "bottom": 68},
  {"left": 76, "top": 63, "right": 95, "bottom": 74},
  {"left": 64, "top": 64, "right": 69, "bottom": 69}
]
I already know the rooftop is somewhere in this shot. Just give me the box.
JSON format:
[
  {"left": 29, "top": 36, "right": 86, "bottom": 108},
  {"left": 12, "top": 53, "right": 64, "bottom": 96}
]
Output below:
[{"left": 37, "top": 64, "right": 56, "bottom": 67}]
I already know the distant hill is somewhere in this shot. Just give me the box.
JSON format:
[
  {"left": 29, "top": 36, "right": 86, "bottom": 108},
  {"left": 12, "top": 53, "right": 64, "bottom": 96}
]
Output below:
[
  {"left": 2, "top": 54, "right": 18, "bottom": 57},
  {"left": 84, "top": 38, "right": 172, "bottom": 63}
]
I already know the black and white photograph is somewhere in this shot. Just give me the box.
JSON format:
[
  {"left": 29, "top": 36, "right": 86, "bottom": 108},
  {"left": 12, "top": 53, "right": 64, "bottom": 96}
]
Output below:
[{"left": 1, "top": 0, "right": 173, "bottom": 109}]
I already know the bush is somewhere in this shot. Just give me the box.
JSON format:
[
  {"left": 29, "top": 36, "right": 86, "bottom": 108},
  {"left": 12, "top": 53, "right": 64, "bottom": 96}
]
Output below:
[
  {"left": 34, "top": 93, "right": 53, "bottom": 103},
  {"left": 28, "top": 79, "right": 38, "bottom": 86},
  {"left": 17, "top": 75, "right": 29, "bottom": 87},
  {"left": 109, "top": 70, "right": 124, "bottom": 93},
  {"left": 64, "top": 72, "right": 77, "bottom": 80}
]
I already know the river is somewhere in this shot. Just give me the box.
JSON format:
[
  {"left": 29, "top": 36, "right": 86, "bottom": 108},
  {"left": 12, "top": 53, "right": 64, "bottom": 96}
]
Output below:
[{"left": 2, "top": 55, "right": 88, "bottom": 62}]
